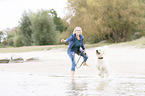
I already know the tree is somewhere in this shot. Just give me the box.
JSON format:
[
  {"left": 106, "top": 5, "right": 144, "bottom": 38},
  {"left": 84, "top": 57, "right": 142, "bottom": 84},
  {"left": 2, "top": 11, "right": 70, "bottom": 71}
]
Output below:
[
  {"left": 2, "top": 38, "right": 8, "bottom": 46},
  {"left": 0, "top": 31, "right": 3, "bottom": 44},
  {"left": 19, "top": 10, "right": 32, "bottom": 46},
  {"left": 6, "top": 27, "right": 23, "bottom": 47},
  {"left": 67, "top": 0, "right": 145, "bottom": 43},
  {"left": 31, "top": 10, "right": 56, "bottom": 45},
  {"left": 7, "top": 30, "right": 15, "bottom": 46},
  {"left": 14, "top": 32, "right": 23, "bottom": 47},
  {"left": 49, "top": 9, "right": 67, "bottom": 32}
]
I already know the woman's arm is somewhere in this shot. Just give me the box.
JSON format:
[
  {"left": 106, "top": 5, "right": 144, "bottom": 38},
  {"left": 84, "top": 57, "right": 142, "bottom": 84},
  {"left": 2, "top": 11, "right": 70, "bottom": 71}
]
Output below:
[
  {"left": 84, "top": 49, "right": 86, "bottom": 54},
  {"left": 61, "top": 34, "right": 73, "bottom": 43},
  {"left": 81, "top": 43, "right": 87, "bottom": 55},
  {"left": 81, "top": 38, "right": 86, "bottom": 54},
  {"left": 61, "top": 39, "right": 66, "bottom": 43},
  {"left": 81, "top": 38, "right": 85, "bottom": 50}
]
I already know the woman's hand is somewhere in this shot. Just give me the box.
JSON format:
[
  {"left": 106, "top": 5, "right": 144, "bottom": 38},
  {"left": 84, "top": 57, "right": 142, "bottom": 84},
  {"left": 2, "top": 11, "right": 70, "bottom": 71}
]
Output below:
[
  {"left": 84, "top": 49, "right": 87, "bottom": 55},
  {"left": 61, "top": 39, "right": 66, "bottom": 43}
]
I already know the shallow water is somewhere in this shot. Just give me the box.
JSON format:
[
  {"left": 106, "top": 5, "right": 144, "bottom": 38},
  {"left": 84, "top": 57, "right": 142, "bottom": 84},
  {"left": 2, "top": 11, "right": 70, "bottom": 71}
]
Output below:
[
  {"left": 64, "top": 75, "right": 145, "bottom": 96},
  {"left": 0, "top": 72, "right": 145, "bottom": 96}
]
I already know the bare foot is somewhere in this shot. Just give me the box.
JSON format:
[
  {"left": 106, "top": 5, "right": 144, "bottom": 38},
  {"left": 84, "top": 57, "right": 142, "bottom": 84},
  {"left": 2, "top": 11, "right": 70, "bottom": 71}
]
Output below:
[{"left": 83, "top": 62, "right": 89, "bottom": 66}]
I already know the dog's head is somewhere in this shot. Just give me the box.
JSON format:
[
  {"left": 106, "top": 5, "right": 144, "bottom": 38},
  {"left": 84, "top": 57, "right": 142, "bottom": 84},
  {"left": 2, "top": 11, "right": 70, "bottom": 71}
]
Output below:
[
  {"left": 96, "top": 47, "right": 104, "bottom": 57},
  {"left": 96, "top": 46, "right": 108, "bottom": 60},
  {"left": 96, "top": 46, "right": 109, "bottom": 57}
]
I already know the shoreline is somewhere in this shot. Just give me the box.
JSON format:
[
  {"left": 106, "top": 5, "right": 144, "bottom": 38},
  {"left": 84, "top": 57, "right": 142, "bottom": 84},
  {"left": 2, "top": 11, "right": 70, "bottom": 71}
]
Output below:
[{"left": 0, "top": 45, "right": 145, "bottom": 76}]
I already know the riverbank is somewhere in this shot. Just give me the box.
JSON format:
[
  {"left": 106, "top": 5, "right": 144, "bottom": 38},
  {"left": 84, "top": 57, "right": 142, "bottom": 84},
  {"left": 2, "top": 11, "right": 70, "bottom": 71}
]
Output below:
[
  {"left": 0, "top": 45, "right": 145, "bottom": 76},
  {"left": 0, "top": 45, "right": 145, "bottom": 96}
]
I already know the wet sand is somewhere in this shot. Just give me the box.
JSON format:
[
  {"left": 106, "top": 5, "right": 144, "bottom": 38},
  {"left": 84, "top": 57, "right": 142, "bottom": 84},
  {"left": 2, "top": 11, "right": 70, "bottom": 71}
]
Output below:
[
  {"left": 0, "top": 46, "right": 145, "bottom": 76},
  {"left": 0, "top": 46, "right": 145, "bottom": 96}
]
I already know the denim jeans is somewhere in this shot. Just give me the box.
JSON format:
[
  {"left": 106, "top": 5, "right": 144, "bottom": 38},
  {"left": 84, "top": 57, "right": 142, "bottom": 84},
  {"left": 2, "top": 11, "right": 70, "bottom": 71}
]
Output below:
[{"left": 67, "top": 49, "right": 88, "bottom": 71}]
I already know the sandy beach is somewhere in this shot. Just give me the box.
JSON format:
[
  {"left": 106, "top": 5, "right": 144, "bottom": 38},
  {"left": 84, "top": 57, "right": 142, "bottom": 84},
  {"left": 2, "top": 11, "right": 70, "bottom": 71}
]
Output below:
[
  {"left": 0, "top": 45, "right": 145, "bottom": 75},
  {"left": 0, "top": 45, "right": 145, "bottom": 96}
]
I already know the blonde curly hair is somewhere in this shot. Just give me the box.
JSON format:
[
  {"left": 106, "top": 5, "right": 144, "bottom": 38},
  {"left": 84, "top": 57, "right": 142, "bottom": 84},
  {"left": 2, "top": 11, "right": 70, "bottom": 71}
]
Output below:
[{"left": 73, "top": 27, "right": 82, "bottom": 35}]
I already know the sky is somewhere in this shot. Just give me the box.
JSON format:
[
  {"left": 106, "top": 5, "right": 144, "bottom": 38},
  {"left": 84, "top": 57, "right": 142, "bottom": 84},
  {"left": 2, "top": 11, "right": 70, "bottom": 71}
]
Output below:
[{"left": 0, "top": 0, "right": 68, "bottom": 31}]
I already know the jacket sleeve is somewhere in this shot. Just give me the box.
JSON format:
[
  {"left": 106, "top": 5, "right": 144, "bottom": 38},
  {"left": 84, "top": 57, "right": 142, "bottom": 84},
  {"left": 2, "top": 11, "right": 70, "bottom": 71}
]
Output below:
[
  {"left": 81, "top": 39, "right": 85, "bottom": 50},
  {"left": 66, "top": 34, "right": 73, "bottom": 43}
]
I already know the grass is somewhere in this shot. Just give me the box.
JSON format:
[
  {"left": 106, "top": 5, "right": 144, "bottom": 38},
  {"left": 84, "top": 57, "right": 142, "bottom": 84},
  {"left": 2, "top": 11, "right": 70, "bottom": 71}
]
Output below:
[
  {"left": 0, "top": 37, "right": 145, "bottom": 53},
  {"left": 112, "top": 37, "right": 145, "bottom": 48},
  {"left": 0, "top": 45, "right": 67, "bottom": 53},
  {"left": 125, "top": 37, "right": 145, "bottom": 48},
  {"left": 85, "top": 42, "right": 112, "bottom": 48}
]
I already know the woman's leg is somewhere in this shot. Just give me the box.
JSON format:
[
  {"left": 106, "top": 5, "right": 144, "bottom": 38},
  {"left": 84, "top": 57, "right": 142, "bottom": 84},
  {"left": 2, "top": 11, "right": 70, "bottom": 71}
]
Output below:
[
  {"left": 80, "top": 51, "right": 88, "bottom": 66},
  {"left": 67, "top": 49, "right": 76, "bottom": 78},
  {"left": 71, "top": 71, "right": 75, "bottom": 79}
]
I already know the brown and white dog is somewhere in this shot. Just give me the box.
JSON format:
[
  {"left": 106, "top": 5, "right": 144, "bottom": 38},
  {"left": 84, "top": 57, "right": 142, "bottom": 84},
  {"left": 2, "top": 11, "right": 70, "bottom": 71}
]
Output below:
[{"left": 96, "top": 46, "right": 109, "bottom": 78}]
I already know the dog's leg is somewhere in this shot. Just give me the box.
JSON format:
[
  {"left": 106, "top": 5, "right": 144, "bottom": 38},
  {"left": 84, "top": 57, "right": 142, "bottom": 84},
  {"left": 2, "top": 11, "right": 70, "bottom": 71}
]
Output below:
[
  {"left": 105, "top": 68, "right": 109, "bottom": 78},
  {"left": 98, "top": 66, "right": 102, "bottom": 77},
  {"left": 101, "top": 67, "right": 106, "bottom": 78}
]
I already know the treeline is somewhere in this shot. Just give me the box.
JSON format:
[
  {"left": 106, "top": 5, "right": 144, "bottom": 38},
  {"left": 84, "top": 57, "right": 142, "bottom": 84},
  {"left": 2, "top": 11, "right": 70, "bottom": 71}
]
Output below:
[
  {"left": 0, "top": 0, "right": 145, "bottom": 47},
  {"left": 67, "top": 0, "right": 145, "bottom": 43},
  {"left": 3, "top": 9, "right": 68, "bottom": 47}
]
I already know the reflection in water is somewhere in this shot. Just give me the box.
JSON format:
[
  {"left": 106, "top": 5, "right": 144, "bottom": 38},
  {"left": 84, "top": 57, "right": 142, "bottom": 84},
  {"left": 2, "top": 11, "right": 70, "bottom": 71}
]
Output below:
[
  {"left": 96, "top": 81, "right": 109, "bottom": 91},
  {"left": 66, "top": 77, "right": 112, "bottom": 96},
  {"left": 66, "top": 79, "right": 88, "bottom": 96},
  {"left": 1, "top": 73, "right": 145, "bottom": 96},
  {"left": 15, "top": 74, "right": 145, "bottom": 96},
  {"left": 65, "top": 76, "right": 145, "bottom": 96},
  {"left": 87, "top": 79, "right": 112, "bottom": 96},
  {"left": 69, "top": 80, "right": 78, "bottom": 96}
]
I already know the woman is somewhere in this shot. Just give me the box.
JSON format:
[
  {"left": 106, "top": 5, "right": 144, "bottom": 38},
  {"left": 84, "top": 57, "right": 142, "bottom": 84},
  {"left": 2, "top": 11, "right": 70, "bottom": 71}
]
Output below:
[{"left": 61, "top": 27, "right": 88, "bottom": 79}]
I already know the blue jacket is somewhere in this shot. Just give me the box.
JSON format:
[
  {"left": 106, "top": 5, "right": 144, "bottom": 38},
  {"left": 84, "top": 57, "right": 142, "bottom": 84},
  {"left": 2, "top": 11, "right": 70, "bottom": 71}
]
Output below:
[{"left": 66, "top": 34, "right": 85, "bottom": 50}]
